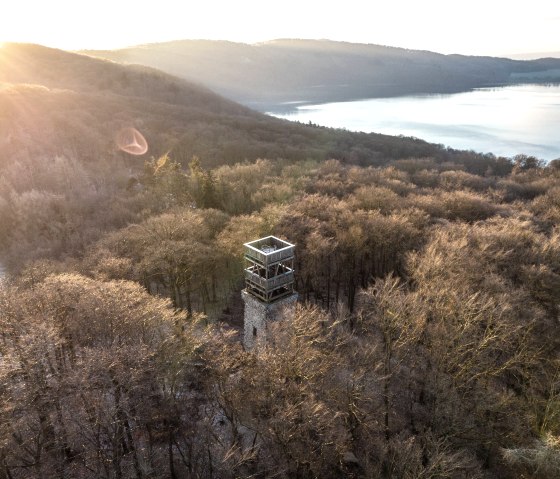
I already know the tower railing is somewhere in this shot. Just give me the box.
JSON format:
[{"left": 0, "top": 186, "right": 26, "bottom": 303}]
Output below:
[
  {"left": 245, "top": 267, "right": 294, "bottom": 290},
  {"left": 244, "top": 236, "right": 295, "bottom": 266},
  {"left": 243, "top": 236, "right": 295, "bottom": 303}
]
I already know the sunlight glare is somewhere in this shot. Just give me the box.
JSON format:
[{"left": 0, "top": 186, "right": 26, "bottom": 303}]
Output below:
[{"left": 115, "top": 127, "right": 148, "bottom": 156}]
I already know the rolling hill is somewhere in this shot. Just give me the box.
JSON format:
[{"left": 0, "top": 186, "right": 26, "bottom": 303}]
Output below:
[
  {"left": 0, "top": 42, "right": 463, "bottom": 171},
  {"left": 83, "top": 39, "right": 560, "bottom": 109}
]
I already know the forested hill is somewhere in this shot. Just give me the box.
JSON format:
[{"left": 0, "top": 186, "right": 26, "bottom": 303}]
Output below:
[
  {"left": 0, "top": 42, "right": 479, "bottom": 170},
  {"left": 84, "top": 39, "right": 560, "bottom": 108},
  {"left": 0, "top": 43, "right": 247, "bottom": 111},
  {"left": 4, "top": 41, "right": 560, "bottom": 479},
  {"left": 0, "top": 42, "right": 258, "bottom": 164}
]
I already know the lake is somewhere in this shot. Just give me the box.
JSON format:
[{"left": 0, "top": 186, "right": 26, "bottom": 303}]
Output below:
[{"left": 268, "top": 84, "right": 560, "bottom": 161}]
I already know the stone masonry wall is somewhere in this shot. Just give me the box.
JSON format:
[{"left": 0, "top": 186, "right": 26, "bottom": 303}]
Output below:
[{"left": 242, "top": 291, "right": 298, "bottom": 350}]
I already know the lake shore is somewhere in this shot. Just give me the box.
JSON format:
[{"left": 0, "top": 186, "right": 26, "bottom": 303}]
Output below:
[{"left": 268, "top": 84, "right": 560, "bottom": 161}]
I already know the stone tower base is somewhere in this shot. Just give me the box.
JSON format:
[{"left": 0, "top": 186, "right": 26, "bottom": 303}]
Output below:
[{"left": 242, "top": 291, "right": 298, "bottom": 350}]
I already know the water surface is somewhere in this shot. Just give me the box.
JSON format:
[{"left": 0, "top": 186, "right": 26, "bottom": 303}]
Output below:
[{"left": 269, "top": 84, "right": 560, "bottom": 160}]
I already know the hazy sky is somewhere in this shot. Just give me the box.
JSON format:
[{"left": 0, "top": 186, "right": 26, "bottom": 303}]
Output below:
[{"left": 2, "top": 0, "right": 559, "bottom": 57}]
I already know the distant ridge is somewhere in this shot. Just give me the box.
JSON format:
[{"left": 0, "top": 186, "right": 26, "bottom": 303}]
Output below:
[
  {"left": 506, "top": 51, "right": 560, "bottom": 60},
  {"left": 0, "top": 43, "right": 458, "bottom": 170},
  {"left": 83, "top": 39, "right": 560, "bottom": 109}
]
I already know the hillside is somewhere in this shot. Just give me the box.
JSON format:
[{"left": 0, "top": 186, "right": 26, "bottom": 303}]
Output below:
[
  {"left": 0, "top": 43, "right": 255, "bottom": 164},
  {"left": 0, "top": 42, "right": 481, "bottom": 266},
  {"left": 0, "top": 42, "right": 458, "bottom": 170},
  {"left": 84, "top": 39, "right": 560, "bottom": 108},
  {"left": 0, "top": 43, "right": 518, "bottom": 268}
]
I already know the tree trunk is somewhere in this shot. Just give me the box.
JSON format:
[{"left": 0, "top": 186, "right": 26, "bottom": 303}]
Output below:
[
  {"left": 168, "top": 430, "right": 177, "bottom": 479},
  {"left": 212, "top": 273, "right": 218, "bottom": 302},
  {"left": 326, "top": 260, "right": 331, "bottom": 311},
  {"left": 123, "top": 416, "right": 143, "bottom": 479},
  {"left": 383, "top": 343, "right": 392, "bottom": 442},
  {"left": 185, "top": 280, "right": 193, "bottom": 317}
]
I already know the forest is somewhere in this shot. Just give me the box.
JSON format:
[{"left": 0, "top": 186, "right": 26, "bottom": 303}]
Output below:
[{"left": 1, "top": 43, "right": 560, "bottom": 478}]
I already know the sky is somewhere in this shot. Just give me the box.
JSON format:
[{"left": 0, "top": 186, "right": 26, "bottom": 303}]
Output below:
[{"left": 1, "top": 0, "right": 559, "bottom": 57}]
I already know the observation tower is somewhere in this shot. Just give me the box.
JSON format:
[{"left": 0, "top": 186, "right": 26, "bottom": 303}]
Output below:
[{"left": 242, "top": 236, "right": 298, "bottom": 349}]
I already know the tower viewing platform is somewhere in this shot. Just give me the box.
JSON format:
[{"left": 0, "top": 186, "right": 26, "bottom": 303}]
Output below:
[{"left": 243, "top": 236, "right": 295, "bottom": 303}]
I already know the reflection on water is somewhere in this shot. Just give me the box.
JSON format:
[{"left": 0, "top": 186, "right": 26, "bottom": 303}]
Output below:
[{"left": 268, "top": 84, "right": 560, "bottom": 160}]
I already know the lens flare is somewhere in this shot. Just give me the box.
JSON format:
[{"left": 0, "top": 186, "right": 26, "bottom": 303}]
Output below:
[{"left": 115, "top": 127, "right": 148, "bottom": 155}]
